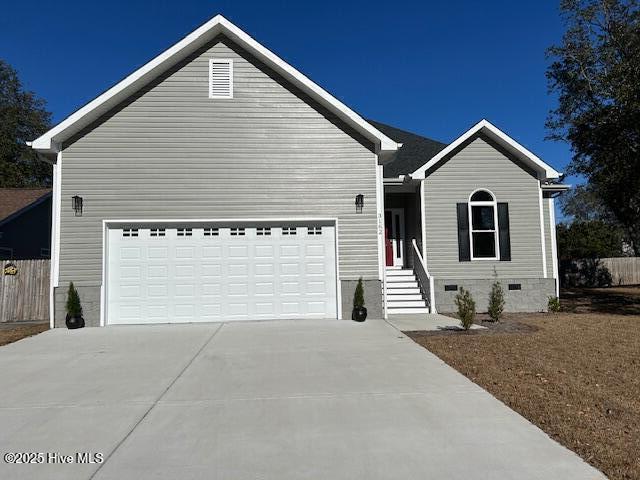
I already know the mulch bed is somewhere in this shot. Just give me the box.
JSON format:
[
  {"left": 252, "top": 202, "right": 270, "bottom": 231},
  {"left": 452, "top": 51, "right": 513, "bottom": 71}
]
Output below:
[
  {"left": 406, "top": 289, "right": 640, "bottom": 480},
  {"left": 0, "top": 323, "right": 49, "bottom": 347}
]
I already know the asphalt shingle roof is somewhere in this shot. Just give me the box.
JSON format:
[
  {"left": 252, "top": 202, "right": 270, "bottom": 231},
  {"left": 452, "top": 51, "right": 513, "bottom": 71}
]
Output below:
[
  {"left": 0, "top": 188, "right": 52, "bottom": 222},
  {"left": 369, "top": 120, "right": 447, "bottom": 178}
]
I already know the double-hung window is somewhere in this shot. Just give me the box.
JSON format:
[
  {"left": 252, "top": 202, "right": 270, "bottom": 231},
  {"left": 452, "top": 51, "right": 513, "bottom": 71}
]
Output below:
[{"left": 469, "top": 189, "right": 499, "bottom": 259}]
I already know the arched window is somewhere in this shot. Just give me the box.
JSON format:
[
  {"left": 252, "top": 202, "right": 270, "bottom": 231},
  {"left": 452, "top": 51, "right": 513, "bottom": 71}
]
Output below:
[{"left": 468, "top": 189, "right": 499, "bottom": 259}]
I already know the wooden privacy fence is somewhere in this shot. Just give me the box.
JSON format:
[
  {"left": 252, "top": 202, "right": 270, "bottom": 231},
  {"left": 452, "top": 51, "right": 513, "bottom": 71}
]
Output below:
[
  {"left": 601, "top": 257, "right": 640, "bottom": 285},
  {"left": 561, "top": 257, "right": 640, "bottom": 287},
  {"left": 0, "top": 260, "right": 50, "bottom": 322}
]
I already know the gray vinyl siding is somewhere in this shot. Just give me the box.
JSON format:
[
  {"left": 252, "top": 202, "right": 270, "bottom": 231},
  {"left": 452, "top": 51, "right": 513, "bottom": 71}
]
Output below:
[
  {"left": 423, "top": 135, "right": 545, "bottom": 279},
  {"left": 59, "top": 36, "right": 379, "bottom": 286}
]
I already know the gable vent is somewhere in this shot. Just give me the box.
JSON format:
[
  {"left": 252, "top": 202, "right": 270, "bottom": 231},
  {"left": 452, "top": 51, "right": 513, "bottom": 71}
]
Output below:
[{"left": 209, "top": 59, "right": 233, "bottom": 99}]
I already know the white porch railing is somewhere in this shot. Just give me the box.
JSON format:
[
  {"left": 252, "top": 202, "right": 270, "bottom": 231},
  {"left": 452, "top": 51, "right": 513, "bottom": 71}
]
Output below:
[{"left": 411, "top": 239, "right": 436, "bottom": 313}]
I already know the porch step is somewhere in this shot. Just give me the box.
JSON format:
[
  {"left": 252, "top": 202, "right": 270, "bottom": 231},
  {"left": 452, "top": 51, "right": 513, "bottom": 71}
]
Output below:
[
  {"left": 384, "top": 267, "right": 429, "bottom": 314},
  {"left": 386, "top": 275, "right": 416, "bottom": 282},
  {"left": 387, "top": 307, "right": 430, "bottom": 314},
  {"left": 384, "top": 287, "right": 421, "bottom": 295},
  {"left": 385, "top": 281, "right": 419, "bottom": 289},
  {"left": 386, "top": 269, "right": 414, "bottom": 276},
  {"left": 386, "top": 293, "right": 424, "bottom": 301},
  {"left": 386, "top": 300, "right": 428, "bottom": 308}
]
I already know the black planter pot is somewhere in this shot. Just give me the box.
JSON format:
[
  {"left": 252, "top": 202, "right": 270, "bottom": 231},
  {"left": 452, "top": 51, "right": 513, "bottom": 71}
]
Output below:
[
  {"left": 65, "top": 314, "right": 85, "bottom": 329},
  {"left": 352, "top": 306, "right": 367, "bottom": 322}
]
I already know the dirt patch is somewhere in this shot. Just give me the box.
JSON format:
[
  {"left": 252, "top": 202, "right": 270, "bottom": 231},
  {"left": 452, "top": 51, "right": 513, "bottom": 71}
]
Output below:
[
  {"left": 562, "top": 286, "right": 640, "bottom": 315},
  {"left": 0, "top": 323, "right": 49, "bottom": 347},
  {"left": 406, "top": 289, "right": 640, "bottom": 480}
]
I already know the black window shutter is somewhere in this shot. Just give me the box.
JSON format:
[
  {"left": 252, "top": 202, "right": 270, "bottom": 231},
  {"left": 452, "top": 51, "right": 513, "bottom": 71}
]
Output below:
[
  {"left": 456, "top": 203, "right": 470, "bottom": 262},
  {"left": 498, "top": 203, "right": 511, "bottom": 261}
]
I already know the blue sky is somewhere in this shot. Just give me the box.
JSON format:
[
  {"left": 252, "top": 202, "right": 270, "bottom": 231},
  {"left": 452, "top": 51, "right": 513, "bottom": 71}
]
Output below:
[{"left": 2, "top": 0, "right": 573, "bottom": 180}]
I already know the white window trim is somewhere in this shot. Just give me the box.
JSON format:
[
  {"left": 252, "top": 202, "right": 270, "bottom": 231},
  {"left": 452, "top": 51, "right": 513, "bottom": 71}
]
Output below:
[
  {"left": 208, "top": 58, "right": 233, "bottom": 99},
  {"left": 468, "top": 189, "right": 500, "bottom": 261}
]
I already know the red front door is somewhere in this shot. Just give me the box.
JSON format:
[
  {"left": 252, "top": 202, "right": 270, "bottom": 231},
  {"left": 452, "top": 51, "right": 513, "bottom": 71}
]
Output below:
[{"left": 384, "top": 211, "right": 393, "bottom": 266}]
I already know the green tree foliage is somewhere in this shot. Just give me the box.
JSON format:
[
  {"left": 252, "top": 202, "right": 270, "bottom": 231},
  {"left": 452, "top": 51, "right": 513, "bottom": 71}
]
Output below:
[
  {"left": 455, "top": 287, "right": 476, "bottom": 330},
  {"left": 557, "top": 220, "right": 624, "bottom": 259},
  {"left": 0, "top": 59, "right": 52, "bottom": 187},
  {"left": 65, "top": 282, "right": 83, "bottom": 317},
  {"left": 547, "top": 0, "right": 640, "bottom": 255},
  {"left": 560, "top": 183, "right": 618, "bottom": 224},
  {"left": 487, "top": 271, "right": 505, "bottom": 322},
  {"left": 353, "top": 277, "right": 365, "bottom": 308}
]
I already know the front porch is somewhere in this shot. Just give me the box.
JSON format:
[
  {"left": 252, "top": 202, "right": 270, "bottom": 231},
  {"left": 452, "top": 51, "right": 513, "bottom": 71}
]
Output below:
[{"left": 384, "top": 179, "right": 434, "bottom": 315}]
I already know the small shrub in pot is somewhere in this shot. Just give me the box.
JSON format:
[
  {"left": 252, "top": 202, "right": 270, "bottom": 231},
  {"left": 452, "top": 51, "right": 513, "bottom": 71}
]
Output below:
[
  {"left": 65, "top": 282, "right": 85, "bottom": 329},
  {"left": 352, "top": 277, "right": 367, "bottom": 322}
]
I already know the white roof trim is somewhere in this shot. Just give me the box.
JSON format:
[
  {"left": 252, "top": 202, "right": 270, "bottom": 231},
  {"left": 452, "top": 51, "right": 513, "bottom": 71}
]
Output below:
[
  {"left": 411, "top": 119, "right": 562, "bottom": 180},
  {"left": 31, "top": 15, "right": 400, "bottom": 155}
]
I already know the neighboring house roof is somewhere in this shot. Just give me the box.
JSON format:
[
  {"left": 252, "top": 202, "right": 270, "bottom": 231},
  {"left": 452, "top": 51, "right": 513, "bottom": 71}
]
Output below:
[
  {"left": 411, "top": 119, "right": 562, "bottom": 180},
  {"left": 29, "top": 15, "right": 400, "bottom": 157},
  {"left": 368, "top": 120, "right": 447, "bottom": 178},
  {"left": 0, "top": 189, "right": 52, "bottom": 226}
]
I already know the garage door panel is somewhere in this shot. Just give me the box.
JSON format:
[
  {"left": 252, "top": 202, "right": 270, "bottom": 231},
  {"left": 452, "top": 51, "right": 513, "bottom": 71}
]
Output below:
[
  {"left": 175, "top": 304, "right": 195, "bottom": 318},
  {"left": 228, "top": 264, "right": 248, "bottom": 276},
  {"left": 107, "top": 224, "right": 337, "bottom": 324},
  {"left": 228, "top": 246, "right": 248, "bottom": 258},
  {"left": 201, "top": 283, "right": 222, "bottom": 296},
  {"left": 176, "top": 246, "right": 195, "bottom": 259},
  {"left": 255, "top": 245, "right": 274, "bottom": 258},
  {"left": 228, "top": 283, "right": 248, "bottom": 296},
  {"left": 175, "top": 284, "right": 196, "bottom": 297},
  {"left": 147, "top": 266, "right": 168, "bottom": 280},
  {"left": 280, "top": 263, "right": 300, "bottom": 275},
  {"left": 202, "top": 246, "right": 222, "bottom": 258},
  {"left": 280, "top": 245, "right": 300, "bottom": 258},
  {"left": 175, "top": 265, "right": 195, "bottom": 278},
  {"left": 254, "top": 264, "right": 274, "bottom": 276},
  {"left": 148, "top": 247, "right": 168, "bottom": 259},
  {"left": 148, "top": 284, "right": 168, "bottom": 297}
]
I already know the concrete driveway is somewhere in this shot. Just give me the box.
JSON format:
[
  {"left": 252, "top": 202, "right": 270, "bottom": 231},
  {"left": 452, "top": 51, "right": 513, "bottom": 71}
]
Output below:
[{"left": 0, "top": 320, "right": 604, "bottom": 480}]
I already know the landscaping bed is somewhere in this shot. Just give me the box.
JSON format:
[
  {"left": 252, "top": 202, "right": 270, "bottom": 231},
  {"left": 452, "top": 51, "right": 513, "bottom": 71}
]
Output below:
[
  {"left": 0, "top": 322, "right": 49, "bottom": 347},
  {"left": 407, "top": 289, "right": 640, "bottom": 480}
]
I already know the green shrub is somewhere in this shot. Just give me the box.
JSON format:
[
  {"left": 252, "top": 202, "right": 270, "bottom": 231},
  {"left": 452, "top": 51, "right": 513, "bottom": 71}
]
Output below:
[
  {"left": 548, "top": 296, "right": 561, "bottom": 313},
  {"left": 487, "top": 273, "right": 505, "bottom": 322},
  {"left": 353, "top": 277, "right": 365, "bottom": 308},
  {"left": 455, "top": 287, "right": 476, "bottom": 330},
  {"left": 66, "top": 282, "right": 83, "bottom": 317}
]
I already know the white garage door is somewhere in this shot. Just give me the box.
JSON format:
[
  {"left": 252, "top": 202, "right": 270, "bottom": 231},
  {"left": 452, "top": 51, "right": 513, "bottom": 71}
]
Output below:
[{"left": 106, "top": 223, "right": 337, "bottom": 324}]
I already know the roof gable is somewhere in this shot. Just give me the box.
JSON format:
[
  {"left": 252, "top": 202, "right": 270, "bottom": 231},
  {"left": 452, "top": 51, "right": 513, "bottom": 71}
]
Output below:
[
  {"left": 411, "top": 120, "right": 562, "bottom": 180},
  {"left": 30, "top": 15, "right": 399, "bottom": 156}
]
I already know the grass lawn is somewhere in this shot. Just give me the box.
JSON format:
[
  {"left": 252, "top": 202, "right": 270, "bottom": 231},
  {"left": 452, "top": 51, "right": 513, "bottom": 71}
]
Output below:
[
  {"left": 407, "top": 287, "right": 640, "bottom": 480},
  {"left": 0, "top": 323, "right": 49, "bottom": 347}
]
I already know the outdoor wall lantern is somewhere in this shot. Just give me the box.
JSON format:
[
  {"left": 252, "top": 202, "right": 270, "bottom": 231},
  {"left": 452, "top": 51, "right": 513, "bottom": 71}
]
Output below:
[
  {"left": 355, "top": 194, "right": 364, "bottom": 213},
  {"left": 72, "top": 195, "right": 83, "bottom": 216}
]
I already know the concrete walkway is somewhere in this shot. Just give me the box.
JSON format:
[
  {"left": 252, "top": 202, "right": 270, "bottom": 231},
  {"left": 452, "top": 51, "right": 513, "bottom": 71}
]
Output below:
[
  {"left": 387, "top": 313, "right": 487, "bottom": 331},
  {"left": 0, "top": 320, "right": 604, "bottom": 480}
]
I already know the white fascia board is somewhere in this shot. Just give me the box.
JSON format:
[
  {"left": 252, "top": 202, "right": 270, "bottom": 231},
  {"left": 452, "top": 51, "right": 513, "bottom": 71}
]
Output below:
[
  {"left": 541, "top": 183, "right": 571, "bottom": 192},
  {"left": 411, "top": 119, "right": 562, "bottom": 180},
  {"left": 30, "top": 15, "right": 399, "bottom": 155}
]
